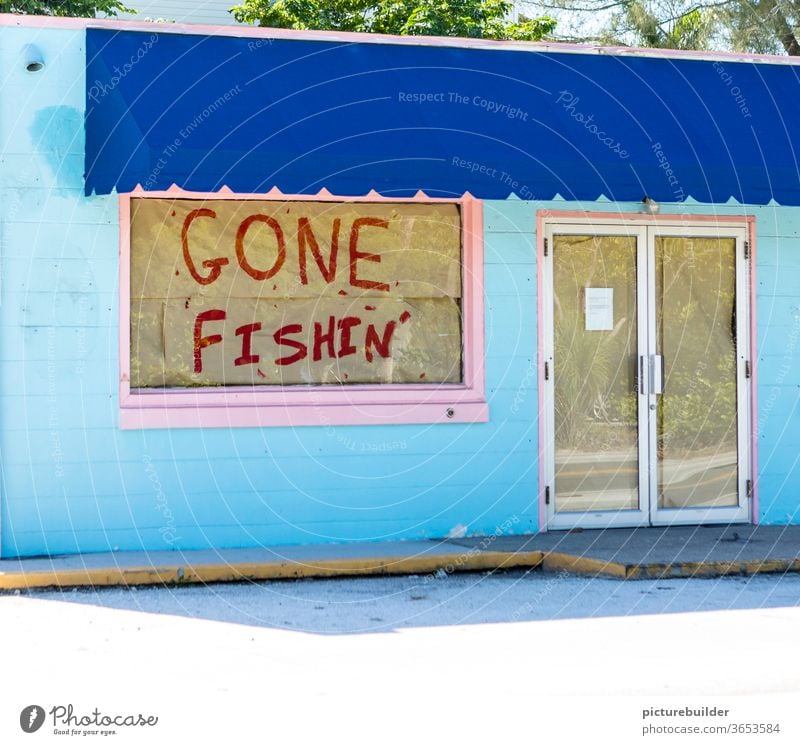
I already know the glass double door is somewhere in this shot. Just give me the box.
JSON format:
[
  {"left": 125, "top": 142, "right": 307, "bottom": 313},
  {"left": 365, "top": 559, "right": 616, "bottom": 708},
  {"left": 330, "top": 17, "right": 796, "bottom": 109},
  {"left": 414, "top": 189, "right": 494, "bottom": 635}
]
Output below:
[{"left": 543, "top": 222, "right": 751, "bottom": 529}]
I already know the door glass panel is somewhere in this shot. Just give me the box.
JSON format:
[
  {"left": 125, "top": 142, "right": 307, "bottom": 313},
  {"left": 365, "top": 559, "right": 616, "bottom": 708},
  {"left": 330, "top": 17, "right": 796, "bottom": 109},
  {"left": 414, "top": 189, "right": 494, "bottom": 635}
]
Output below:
[
  {"left": 553, "top": 235, "right": 640, "bottom": 512},
  {"left": 655, "top": 237, "right": 738, "bottom": 509}
]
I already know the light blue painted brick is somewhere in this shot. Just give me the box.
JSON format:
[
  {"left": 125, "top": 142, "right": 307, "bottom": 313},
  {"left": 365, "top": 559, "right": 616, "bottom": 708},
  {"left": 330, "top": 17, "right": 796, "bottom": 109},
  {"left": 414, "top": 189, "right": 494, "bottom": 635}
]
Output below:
[
  {"left": 484, "top": 233, "right": 535, "bottom": 264},
  {"left": 758, "top": 472, "right": 800, "bottom": 524},
  {"left": 758, "top": 356, "right": 800, "bottom": 388},
  {"left": 0, "top": 394, "right": 118, "bottom": 430},
  {"left": 753, "top": 209, "right": 800, "bottom": 238},
  {"left": 755, "top": 237, "right": 800, "bottom": 267},
  {"left": 484, "top": 263, "right": 536, "bottom": 296},
  {"left": 483, "top": 200, "right": 536, "bottom": 233},
  {"left": 756, "top": 391, "right": 800, "bottom": 449},
  {"left": 1, "top": 292, "right": 116, "bottom": 329},
  {"left": 1, "top": 221, "right": 120, "bottom": 259},
  {"left": 757, "top": 296, "right": 800, "bottom": 328},
  {"left": 2, "top": 258, "right": 116, "bottom": 293},
  {"left": 0, "top": 84, "right": 84, "bottom": 155},
  {"left": 0, "top": 357, "right": 117, "bottom": 393},
  {"left": 0, "top": 418, "right": 534, "bottom": 465},
  {"left": 0, "top": 153, "right": 84, "bottom": 189},
  {"left": 3, "top": 508, "right": 539, "bottom": 556},
  {"left": 0, "top": 190, "right": 116, "bottom": 225},
  {"left": 757, "top": 265, "right": 800, "bottom": 295},
  {"left": 0, "top": 325, "right": 117, "bottom": 364}
]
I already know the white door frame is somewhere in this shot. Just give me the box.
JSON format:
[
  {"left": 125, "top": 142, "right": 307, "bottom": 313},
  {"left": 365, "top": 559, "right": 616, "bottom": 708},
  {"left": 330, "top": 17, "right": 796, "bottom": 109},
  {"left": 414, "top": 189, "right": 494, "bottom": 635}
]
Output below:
[{"left": 540, "top": 215, "right": 753, "bottom": 530}]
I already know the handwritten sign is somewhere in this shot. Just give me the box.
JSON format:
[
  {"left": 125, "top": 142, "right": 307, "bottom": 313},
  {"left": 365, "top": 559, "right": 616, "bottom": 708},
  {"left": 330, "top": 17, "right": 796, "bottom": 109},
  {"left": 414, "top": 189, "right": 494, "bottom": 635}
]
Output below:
[{"left": 130, "top": 199, "right": 463, "bottom": 387}]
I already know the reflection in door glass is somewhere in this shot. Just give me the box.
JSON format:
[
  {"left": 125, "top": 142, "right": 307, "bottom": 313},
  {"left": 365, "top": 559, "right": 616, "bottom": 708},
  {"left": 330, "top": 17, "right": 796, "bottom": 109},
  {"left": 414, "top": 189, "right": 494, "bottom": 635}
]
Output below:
[
  {"left": 553, "top": 235, "right": 639, "bottom": 512},
  {"left": 655, "top": 237, "right": 738, "bottom": 509}
]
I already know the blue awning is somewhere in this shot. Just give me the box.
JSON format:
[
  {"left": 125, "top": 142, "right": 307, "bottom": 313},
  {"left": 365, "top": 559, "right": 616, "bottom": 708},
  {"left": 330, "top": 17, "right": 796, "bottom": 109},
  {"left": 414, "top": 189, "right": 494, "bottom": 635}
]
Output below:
[{"left": 85, "top": 28, "right": 800, "bottom": 204}]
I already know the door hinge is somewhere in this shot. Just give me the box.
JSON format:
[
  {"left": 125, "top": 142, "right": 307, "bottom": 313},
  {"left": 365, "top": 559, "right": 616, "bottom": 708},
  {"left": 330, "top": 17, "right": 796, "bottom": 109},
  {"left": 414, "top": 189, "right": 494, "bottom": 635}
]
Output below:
[
  {"left": 746, "top": 479, "right": 753, "bottom": 500},
  {"left": 543, "top": 237, "right": 549, "bottom": 257},
  {"left": 545, "top": 485, "right": 551, "bottom": 505},
  {"left": 544, "top": 361, "right": 550, "bottom": 381},
  {"left": 744, "top": 240, "right": 751, "bottom": 260},
  {"left": 745, "top": 360, "right": 751, "bottom": 379}
]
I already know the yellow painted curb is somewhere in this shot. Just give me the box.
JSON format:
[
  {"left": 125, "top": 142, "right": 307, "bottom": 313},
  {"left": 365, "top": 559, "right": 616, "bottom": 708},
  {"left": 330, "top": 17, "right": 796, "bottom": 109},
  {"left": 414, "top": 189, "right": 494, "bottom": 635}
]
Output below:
[
  {"left": 542, "top": 554, "right": 800, "bottom": 579},
  {"left": 542, "top": 551, "right": 627, "bottom": 578},
  {"left": 0, "top": 550, "right": 545, "bottom": 590},
  {"left": 626, "top": 558, "right": 800, "bottom": 579},
  {"left": 2, "top": 549, "right": 798, "bottom": 589}
]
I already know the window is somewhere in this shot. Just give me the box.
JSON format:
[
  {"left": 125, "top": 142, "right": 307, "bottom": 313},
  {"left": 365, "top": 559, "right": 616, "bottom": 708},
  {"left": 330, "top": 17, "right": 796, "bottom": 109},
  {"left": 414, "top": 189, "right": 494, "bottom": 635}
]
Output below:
[{"left": 119, "top": 189, "right": 487, "bottom": 428}]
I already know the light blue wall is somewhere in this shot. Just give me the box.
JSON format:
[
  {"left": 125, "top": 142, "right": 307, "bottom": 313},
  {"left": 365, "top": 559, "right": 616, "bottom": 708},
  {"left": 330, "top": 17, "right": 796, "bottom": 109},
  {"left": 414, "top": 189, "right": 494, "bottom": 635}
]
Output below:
[
  {"left": 0, "top": 26, "right": 540, "bottom": 558},
  {"left": 1, "top": 26, "right": 798, "bottom": 558}
]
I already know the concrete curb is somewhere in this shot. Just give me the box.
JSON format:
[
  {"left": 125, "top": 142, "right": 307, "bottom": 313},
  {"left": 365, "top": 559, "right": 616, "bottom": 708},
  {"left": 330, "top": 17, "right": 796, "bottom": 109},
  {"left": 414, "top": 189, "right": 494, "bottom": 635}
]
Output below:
[
  {"left": 541, "top": 555, "right": 800, "bottom": 579},
  {"left": 541, "top": 551, "right": 627, "bottom": 578},
  {"left": 624, "top": 558, "right": 800, "bottom": 579},
  {"left": 2, "top": 548, "right": 800, "bottom": 590},
  {"left": 0, "top": 550, "right": 546, "bottom": 590}
]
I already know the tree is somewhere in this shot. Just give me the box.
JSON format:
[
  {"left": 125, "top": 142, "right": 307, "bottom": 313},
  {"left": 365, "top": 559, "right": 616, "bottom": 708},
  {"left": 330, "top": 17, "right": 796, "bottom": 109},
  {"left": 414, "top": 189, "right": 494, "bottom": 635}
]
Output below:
[
  {"left": 604, "top": 0, "right": 716, "bottom": 50},
  {"left": 0, "top": 0, "right": 132, "bottom": 16},
  {"left": 519, "top": 0, "right": 800, "bottom": 55},
  {"left": 723, "top": 0, "right": 800, "bottom": 55},
  {"left": 230, "top": 0, "right": 557, "bottom": 41}
]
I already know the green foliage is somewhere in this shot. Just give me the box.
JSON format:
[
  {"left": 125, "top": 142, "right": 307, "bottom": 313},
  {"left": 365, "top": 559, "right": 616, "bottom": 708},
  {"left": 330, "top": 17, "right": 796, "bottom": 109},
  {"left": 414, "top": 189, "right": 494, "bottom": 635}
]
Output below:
[
  {"left": 231, "top": 0, "right": 556, "bottom": 41},
  {"left": 528, "top": 0, "right": 800, "bottom": 56},
  {"left": 0, "top": 0, "right": 133, "bottom": 16},
  {"left": 601, "top": 0, "right": 716, "bottom": 51},
  {"left": 720, "top": 0, "right": 800, "bottom": 56}
]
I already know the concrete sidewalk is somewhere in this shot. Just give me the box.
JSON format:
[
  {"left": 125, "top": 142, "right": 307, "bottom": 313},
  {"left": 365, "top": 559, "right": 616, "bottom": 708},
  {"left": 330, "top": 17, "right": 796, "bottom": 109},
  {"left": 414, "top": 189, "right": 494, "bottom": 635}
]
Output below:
[
  {"left": 449, "top": 524, "right": 800, "bottom": 578},
  {"left": 1, "top": 525, "right": 799, "bottom": 589}
]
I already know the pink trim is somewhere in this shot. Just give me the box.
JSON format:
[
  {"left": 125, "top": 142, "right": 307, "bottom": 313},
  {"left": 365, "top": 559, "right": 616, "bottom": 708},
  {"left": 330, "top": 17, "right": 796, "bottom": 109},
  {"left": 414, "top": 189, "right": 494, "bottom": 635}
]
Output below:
[
  {"left": 2, "top": 13, "right": 800, "bottom": 67},
  {"left": 121, "top": 401, "right": 489, "bottom": 430},
  {"left": 538, "top": 210, "right": 757, "bottom": 528},
  {"left": 119, "top": 193, "right": 132, "bottom": 410},
  {"left": 539, "top": 210, "right": 754, "bottom": 225},
  {"left": 748, "top": 218, "right": 759, "bottom": 523},
  {"left": 536, "top": 211, "right": 547, "bottom": 532},
  {"left": 119, "top": 188, "right": 487, "bottom": 429},
  {"left": 126, "top": 185, "right": 463, "bottom": 203}
]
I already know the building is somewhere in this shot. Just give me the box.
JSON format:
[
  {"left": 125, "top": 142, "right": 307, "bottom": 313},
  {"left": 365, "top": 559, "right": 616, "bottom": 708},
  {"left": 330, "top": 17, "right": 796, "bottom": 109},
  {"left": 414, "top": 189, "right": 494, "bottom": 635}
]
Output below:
[
  {"left": 115, "top": 0, "right": 244, "bottom": 25},
  {"left": 0, "top": 12, "right": 797, "bottom": 558}
]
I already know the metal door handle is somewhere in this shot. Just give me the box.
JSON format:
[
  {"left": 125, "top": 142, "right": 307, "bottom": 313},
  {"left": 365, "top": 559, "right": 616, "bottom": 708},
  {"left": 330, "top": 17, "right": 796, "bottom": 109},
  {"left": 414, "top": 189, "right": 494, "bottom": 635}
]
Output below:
[
  {"left": 652, "top": 354, "right": 664, "bottom": 394},
  {"left": 639, "top": 356, "right": 645, "bottom": 394}
]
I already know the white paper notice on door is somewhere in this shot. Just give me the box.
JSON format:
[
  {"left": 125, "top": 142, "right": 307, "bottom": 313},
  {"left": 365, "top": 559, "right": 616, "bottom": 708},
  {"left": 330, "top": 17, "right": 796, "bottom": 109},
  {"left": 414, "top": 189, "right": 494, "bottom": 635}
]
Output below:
[{"left": 585, "top": 288, "right": 614, "bottom": 331}]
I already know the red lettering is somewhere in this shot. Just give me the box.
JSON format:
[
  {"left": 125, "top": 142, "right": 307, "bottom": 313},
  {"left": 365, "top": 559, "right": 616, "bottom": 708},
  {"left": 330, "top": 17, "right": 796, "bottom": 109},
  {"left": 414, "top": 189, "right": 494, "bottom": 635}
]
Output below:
[
  {"left": 273, "top": 324, "right": 307, "bottom": 366},
  {"left": 182, "top": 209, "right": 229, "bottom": 285},
  {"left": 365, "top": 320, "right": 397, "bottom": 362},
  {"left": 349, "top": 217, "right": 390, "bottom": 292},
  {"left": 193, "top": 309, "right": 226, "bottom": 373},
  {"left": 234, "top": 322, "right": 262, "bottom": 367},
  {"left": 337, "top": 316, "right": 362, "bottom": 358},
  {"left": 298, "top": 217, "right": 340, "bottom": 285},
  {"left": 236, "top": 214, "right": 286, "bottom": 281},
  {"left": 313, "top": 316, "right": 337, "bottom": 362}
]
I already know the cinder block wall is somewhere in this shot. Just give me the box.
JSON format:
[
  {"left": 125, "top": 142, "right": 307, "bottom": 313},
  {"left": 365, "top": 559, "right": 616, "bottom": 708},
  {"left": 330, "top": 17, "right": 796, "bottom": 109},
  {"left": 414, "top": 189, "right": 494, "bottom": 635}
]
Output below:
[
  {"left": 1, "top": 25, "right": 797, "bottom": 558},
  {"left": 0, "top": 26, "right": 540, "bottom": 559}
]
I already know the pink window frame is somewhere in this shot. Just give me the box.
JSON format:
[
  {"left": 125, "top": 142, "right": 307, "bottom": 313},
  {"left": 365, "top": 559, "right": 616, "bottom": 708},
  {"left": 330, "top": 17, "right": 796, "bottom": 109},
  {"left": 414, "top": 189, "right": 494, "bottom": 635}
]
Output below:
[{"left": 119, "top": 186, "right": 487, "bottom": 429}]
